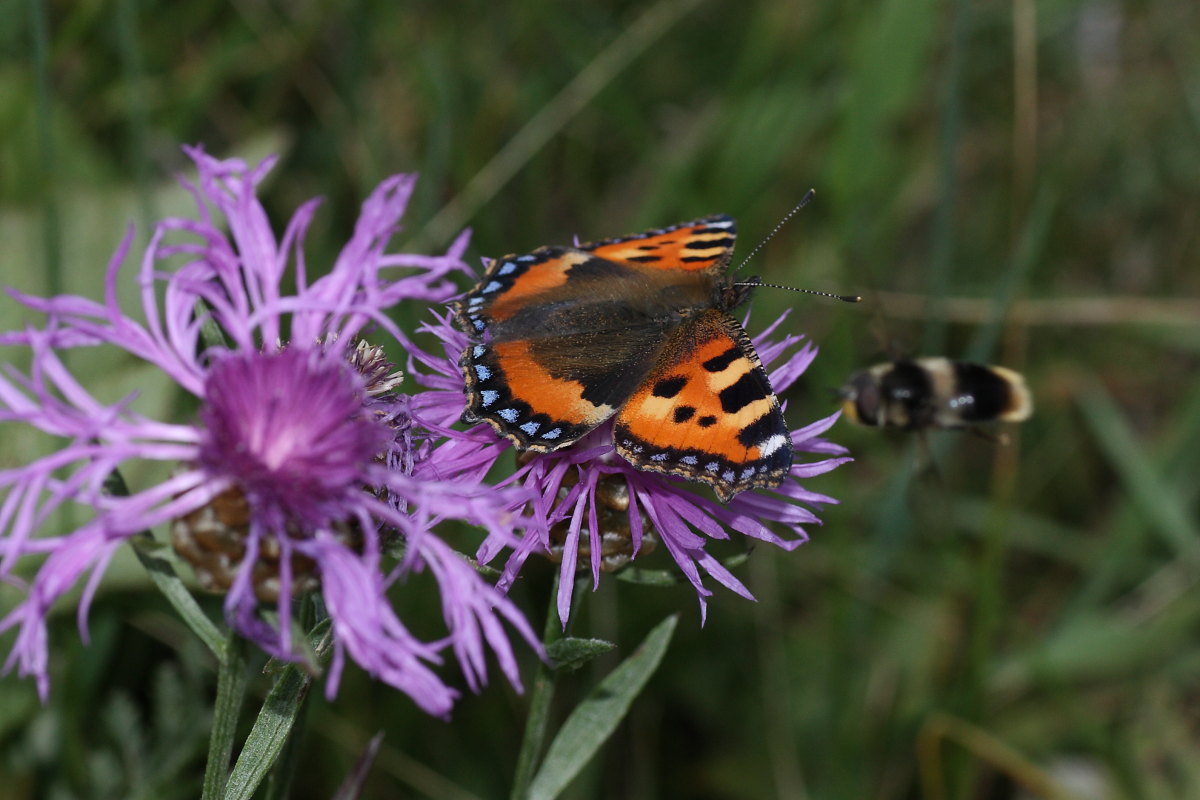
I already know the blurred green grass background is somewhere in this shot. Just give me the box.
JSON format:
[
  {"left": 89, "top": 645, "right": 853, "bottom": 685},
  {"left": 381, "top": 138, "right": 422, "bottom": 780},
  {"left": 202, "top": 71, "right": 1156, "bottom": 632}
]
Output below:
[{"left": 3, "top": 0, "right": 1200, "bottom": 797}]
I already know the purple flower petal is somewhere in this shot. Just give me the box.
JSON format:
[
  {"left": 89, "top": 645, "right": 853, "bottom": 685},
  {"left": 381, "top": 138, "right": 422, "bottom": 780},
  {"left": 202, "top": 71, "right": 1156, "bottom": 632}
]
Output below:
[
  {"left": 404, "top": 309, "right": 851, "bottom": 625},
  {"left": 0, "top": 148, "right": 540, "bottom": 715}
]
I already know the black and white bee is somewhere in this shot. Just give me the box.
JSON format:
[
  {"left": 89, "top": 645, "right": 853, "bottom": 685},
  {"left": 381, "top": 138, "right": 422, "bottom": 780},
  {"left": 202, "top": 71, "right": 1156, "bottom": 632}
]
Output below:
[{"left": 839, "top": 357, "right": 1032, "bottom": 431}]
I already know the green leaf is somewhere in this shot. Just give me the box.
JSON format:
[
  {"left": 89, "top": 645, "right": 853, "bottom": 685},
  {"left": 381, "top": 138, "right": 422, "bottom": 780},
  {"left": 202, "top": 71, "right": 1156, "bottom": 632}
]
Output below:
[
  {"left": 130, "top": 537, "right": 227, "bottom": 660},
  {"left": 201, "top": 635, "right": 248, "bottom": 800},
  {"left": 104, "top": 467, "right": 224, "bottom": 660},
  {"left": 545, "top": 638, "right": 616, "bottom": 672},
  {"left": 221, "top": 664, "right": 312, "bottom": 800},
  {"left": 526, "top": 615, "right": 678, "bottom": 800}
]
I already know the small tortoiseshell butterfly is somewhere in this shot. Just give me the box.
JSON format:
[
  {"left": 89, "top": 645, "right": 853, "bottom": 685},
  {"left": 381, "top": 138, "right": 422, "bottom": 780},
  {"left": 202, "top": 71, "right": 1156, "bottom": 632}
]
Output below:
[{"left": 451, "top": 215, "right": 792, "bottom": 503}]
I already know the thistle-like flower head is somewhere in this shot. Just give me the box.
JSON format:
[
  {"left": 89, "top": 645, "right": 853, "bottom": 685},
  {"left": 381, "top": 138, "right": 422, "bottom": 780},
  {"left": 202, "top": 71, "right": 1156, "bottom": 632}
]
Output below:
[{"left": 0, "top": 148, "right": 536, "bottom": 716}]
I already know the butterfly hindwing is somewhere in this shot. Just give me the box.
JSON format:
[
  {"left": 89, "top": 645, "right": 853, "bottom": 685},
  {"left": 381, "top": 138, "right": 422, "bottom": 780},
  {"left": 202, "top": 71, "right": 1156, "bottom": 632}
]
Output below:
[
  {"left": 579, "top": 214, "right": 737, "bottom": 273},
  {"left": 613, "top": 309, "right": 792, "bottom": 503}
]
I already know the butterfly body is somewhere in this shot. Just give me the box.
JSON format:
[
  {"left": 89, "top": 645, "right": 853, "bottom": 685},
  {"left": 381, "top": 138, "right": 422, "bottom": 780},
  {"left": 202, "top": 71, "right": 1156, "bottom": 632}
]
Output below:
[{"left": 452, "top": 215, "right": 792, "bottom": 502}]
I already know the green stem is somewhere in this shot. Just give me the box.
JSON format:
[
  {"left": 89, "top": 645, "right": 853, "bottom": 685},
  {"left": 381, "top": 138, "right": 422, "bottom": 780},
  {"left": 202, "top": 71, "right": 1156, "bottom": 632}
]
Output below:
[
  {"left": 510, "top": 573, "right": 568, "bottom": 800},
  {"left": 202, "top": 633, "right": 249, "bottom": 800}
]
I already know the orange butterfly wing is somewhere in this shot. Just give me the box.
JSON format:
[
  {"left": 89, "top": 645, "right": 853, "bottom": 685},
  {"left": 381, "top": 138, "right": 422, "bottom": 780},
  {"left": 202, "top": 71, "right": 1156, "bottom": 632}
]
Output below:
[
  {"left": 452, "top": 247, "right": 679, "bottom": 451},
  {"left": 580, "top": 214, "right": 737, "bottom": 273},
  {"left": 453, "top": 214, "right": 791, "bottom": 503},
  {"left": 613, "top": 309, "right": 792, "bottom": 503}
]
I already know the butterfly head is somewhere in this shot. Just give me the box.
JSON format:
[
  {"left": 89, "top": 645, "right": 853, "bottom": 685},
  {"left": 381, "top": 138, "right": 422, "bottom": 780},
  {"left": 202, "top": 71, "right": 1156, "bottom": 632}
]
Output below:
[{"left": 716, "top": 274, "right": 759, "bottom": 312}]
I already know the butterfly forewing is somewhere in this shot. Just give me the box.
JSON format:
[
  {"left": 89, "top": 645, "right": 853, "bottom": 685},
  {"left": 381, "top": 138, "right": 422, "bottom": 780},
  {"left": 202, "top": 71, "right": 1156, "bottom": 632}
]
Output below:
[
  {"left": 454, "top": 248, "right": 675, "bottom": 451},
  {"left": 580, "top": 214, "right": 737, "bottom": 273}
]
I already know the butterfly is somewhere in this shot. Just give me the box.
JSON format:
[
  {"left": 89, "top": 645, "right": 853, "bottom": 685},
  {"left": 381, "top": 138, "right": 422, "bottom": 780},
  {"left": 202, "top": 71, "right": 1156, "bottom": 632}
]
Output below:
[{"left": 450, "top": 215, "right": 792, "bottom": 503}]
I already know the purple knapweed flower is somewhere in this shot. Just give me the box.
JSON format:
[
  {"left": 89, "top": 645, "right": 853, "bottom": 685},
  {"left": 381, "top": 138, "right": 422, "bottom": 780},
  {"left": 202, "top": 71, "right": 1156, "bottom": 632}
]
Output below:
[
  {"left": 0, "top": 147, "right": 537, "bottom": 716},
  {"left": 405, "top": 308, "right": 851, "bottom": 626}
]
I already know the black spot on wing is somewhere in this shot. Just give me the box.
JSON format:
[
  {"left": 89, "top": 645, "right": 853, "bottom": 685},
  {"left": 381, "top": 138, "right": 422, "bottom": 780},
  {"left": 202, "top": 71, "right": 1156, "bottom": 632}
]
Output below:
[
  {"left": 673, "top": 406, "right": 695, "bottom": 423},
  {"left": 697, "top": 415, "right": 717, "bottom": 428},
  {"left": 652, "top": 376, "right": 687, "bottom": 398},
  {"left": 702, "top": 346, "right": 741, "bottom": 373},
  {"left": 718, "top": 371, "right": 768, "bottom": 414},
  {"left": 684, "top": 237, "right": 735, "bottom": 250},
  {"left": 737, "top": 411, "right": 781, "bottom": 448}
]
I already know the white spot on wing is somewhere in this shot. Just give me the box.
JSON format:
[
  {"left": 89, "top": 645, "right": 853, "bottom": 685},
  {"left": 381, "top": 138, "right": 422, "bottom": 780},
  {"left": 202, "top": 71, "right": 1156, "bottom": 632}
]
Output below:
[
  {"left": 757, "top": 434, "right": 788, "bottom": 457},
  {"left": 542, "top": 428, "right": 562, "bottom": 439},
  {"left": 520, "top": 421, "right": 540, "bottom": 435},
  {"left": 481, "top": 390, "right": 498, "bottom": 407},
  {"left": 482, "top": 281, "right": 503, "bottom": 293},
  {"left": 498, "top": 408, "right": 519, "bottom": 422},
  {"left": 498, "top": 261, "right": 517, "bottom": 275},
  {"left": 474, "top": 364, "right": 491, "bottom": 381}
]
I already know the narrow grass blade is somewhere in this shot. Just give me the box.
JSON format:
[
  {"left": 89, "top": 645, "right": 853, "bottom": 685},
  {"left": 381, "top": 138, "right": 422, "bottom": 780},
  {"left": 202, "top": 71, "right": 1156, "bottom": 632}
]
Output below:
[
  {"left": 526, "top": 615, "right": 677, "bottom": 800},
  {"left": 1077, "top": 384, "right": 1200, "bottom": 559}
]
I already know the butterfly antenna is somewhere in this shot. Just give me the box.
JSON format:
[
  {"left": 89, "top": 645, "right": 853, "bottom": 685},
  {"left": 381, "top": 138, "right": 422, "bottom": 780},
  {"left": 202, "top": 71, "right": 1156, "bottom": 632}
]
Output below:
[
  {"left": 733, "top": 188, "right": 817, "bottom": 273},
  {"left": 734, "top": 281, "right": 862, "bottom": 303},
  {"left": 731, "top": 189, "right": 861, "bottom": 303}
]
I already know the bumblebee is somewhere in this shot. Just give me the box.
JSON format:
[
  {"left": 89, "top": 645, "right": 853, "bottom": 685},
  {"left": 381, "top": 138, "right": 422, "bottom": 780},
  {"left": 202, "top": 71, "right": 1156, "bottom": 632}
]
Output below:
[{"left": 839, "top": 358, "right": 1032, "bottom": 431}]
